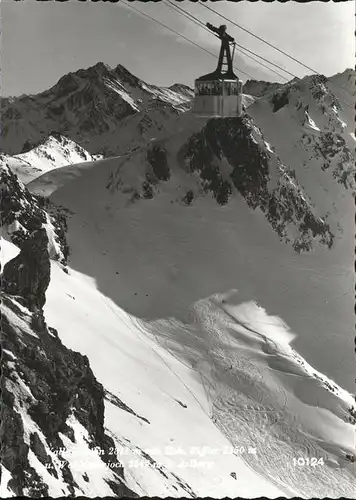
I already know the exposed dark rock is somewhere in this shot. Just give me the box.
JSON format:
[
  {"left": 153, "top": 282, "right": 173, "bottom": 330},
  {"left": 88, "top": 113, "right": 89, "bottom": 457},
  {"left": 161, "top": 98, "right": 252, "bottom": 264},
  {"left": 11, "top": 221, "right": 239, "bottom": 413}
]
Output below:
[
  {"left": 60, "top": 461, "right": 78, "bottom": 496},
  {"left": 183, "top": 117, "right": 270, "bottom": 208},
  {"left": 216, "top": 180, "right": 232, "bottom": 205},
  {"left": 182, "top": 190, "right": 194, "bottom": 205},
  {"left": 0, "top": 177, "right": 132, "bottom": 492},
  {"left": 0, "top": 391, "right": 29, "bottom": 481},
  {"left": 271, "top": 89, "right": 290, "bottom": 113},
  {"left": 347, "top": 406, "right": 356, "bottom": 425},
  {"left": 0, "top": 164, "right": 69, "bottom": 264},
  {"left": 0, "top": 377, "right": 50, "bottom": 497},
  {"left": 1, "top": 294, "right": 137, "bottom": 497},
  {"left": 30, "top": 432, "right": 53, "bottom": 469},
  {"left": 138, "top": 113, "right": 154, "bottom": 135},
  {"left": 105, "top": 479, "right": 138, "bottom": 498},
  {"left": 298, "top": 125, "right": 355, "bottom": 193},
  {"left": 1, "top": 228, "right": 50, "bottom": 310},
  {"left": 175, "top": 400, "right": 187, "bottom": 409},
  {"left": 142, "top": 180, "right": 154, "bottom": 199},
  {"left": 182, "top": 116, "right": 333, "bottom": 251},
  {"left": 170, "top": 471, "right": 197, "bottom": 498},
  {"left": 0, "top": 165, "right": 46, "bottom": 239},
  {"left": 147, "top": 144, "right": 171, "bottom": 181},
  {"left": 104, "top": 389, "right": 150, "bottom": 424}
]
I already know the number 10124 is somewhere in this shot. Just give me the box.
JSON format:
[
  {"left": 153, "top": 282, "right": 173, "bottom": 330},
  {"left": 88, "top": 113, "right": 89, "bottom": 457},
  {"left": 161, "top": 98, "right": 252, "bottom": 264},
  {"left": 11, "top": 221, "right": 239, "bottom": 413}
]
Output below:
[{"left": 292, "top": 457, "right": 324, "bottom": 467}]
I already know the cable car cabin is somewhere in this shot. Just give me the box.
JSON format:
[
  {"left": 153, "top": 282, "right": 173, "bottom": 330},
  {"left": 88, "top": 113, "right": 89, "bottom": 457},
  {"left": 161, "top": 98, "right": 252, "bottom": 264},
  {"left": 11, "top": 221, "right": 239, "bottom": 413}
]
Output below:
[
  {"left": 193, "top": 77, "right": 243, "bottom": 118},
  {"left": 192, "top": 23, "right": 243, "bottom": 118}
]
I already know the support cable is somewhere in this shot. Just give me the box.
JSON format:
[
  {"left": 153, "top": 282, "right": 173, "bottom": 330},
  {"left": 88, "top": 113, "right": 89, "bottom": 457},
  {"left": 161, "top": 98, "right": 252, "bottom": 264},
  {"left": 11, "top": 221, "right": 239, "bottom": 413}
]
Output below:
[
  {"left": 165, "top": 0, "right": 292, "bottom": 81},
  {"left": 123, "top": 0, "right": 255, "bottom": 79}
]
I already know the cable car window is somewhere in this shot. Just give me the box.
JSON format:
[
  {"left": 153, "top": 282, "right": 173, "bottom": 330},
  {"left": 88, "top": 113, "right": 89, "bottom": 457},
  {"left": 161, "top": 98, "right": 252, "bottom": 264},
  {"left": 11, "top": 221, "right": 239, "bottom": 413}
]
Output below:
[
  {"left": 198, "top": 84, "right": 209, "bottom": 96},
  {"left": 223, "top": 82, "right": 231, "bottom": 96},
  {"left": 212, "top": 82, "right": 221, "bottom": 95}
]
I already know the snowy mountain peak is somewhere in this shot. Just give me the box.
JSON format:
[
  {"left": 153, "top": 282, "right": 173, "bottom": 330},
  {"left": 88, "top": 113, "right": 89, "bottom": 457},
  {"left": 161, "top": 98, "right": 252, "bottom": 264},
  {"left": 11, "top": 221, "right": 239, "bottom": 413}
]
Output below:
[
  {"left": 168, "top": 83, "right": 194, "bottom": 97},
  {"left": 1, "top": 134, "right": 100, "bottom": 185},
  {"left": 58, "top": 62, "right": 112, "bottom": 85},
  {"left": 328, "top": 68, "right": 356, "bottom": 96},
  {"left": 1, "top": 63, "right": 193, "bottom": 157},
  {"left": 111, "top": 63, "right": 143, "bottom": 88},
  {"left": 89, "top": 61, "right": 112, "bottom": 73}
]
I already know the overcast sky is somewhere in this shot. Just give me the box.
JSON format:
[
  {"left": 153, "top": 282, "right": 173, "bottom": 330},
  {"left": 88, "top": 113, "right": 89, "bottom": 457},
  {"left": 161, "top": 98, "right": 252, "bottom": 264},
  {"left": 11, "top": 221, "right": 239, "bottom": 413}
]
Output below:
[{"left": 2, "top": 0, "right": 354, "bottom": 97}]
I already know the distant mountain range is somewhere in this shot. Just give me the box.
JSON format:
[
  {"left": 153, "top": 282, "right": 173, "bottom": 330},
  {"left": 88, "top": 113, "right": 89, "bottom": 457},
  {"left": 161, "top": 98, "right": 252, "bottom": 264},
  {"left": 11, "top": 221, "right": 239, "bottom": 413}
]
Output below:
[{"left": 0, "top": 62, "right": 194, "bottom": 157}]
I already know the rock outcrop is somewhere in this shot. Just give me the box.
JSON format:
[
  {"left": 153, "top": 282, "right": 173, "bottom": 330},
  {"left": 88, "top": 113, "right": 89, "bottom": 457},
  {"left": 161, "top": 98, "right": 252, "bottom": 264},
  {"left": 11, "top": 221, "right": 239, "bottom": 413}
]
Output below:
[
  {"left": 1, "top": 293, "right": 137, "bottom": 497},
  {"left": 181, "top": 116, "right": 333, "bottom": 251},
  {"left": 0, "top": 163, "right": 69, "bottom": 263},
  {"left": 0, "top": 162, "right": 138, "bottom": 496},
  {"left": 1, "top": 228, "right": 51, "bottom": 310}
]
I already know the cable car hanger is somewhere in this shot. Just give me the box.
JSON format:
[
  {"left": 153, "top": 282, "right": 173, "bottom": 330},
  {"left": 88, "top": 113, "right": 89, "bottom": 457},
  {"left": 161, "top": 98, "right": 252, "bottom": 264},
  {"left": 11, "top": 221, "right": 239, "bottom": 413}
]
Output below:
[{"left": 206, "top": 23, "right": 237, "bottom": 78}]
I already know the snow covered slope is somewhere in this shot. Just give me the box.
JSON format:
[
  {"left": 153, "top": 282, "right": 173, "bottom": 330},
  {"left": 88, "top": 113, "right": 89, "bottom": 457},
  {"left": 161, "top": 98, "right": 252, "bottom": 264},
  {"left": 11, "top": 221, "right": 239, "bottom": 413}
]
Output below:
[
  {"left": 11, "top": 148, "right": 353, "bottom": 497},
  {"left": 1, "top": 226, "right": 355, "bottom": 497},
  {"left": 1, "top": 134, "right": 101, "bottom": 185},
  {"left": 43, "top": 249, "right": 356, "bottom": 498},
  {"left": 0, "top": 63, "right": 193, "bottom": 157},
  {"left": 31, "top": 113, "right": 336, "bottom": 252},
  {"left": 23, "top": 109, "right": 356, "bottom": 495},
  {"left": 328, "top": 68, "right": 355, "bottom": 107},
  {"left": 0, "top": 237, "right": 287, "bottom": 499},
  {"left": 245, "top": 72, "right": 355, "bottom": 305},
  {"left": 247, "top": 72, "right": 355, "bottom": 230},
  {"left": 244, "top": 71, "right": 355, "bottom": 230},
  {"left": 27, "top": 92, "right": 354, "bottom": 392}
]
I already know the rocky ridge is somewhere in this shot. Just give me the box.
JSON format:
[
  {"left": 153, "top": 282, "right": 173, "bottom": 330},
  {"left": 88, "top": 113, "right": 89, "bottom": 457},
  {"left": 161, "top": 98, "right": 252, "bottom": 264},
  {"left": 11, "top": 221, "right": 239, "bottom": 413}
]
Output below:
[
  {"left": 106, "top": 114, "right": 333, "bottom": 253},
  {"left": 1, "top": 291, "right": 137, "bottom": 497},
  {"left": 0, "top": 184, "right": 138, "bottom": 496},
  {"left": 242, "top": 79, "right": 282, "bottom": 98},
  {"left": 0, "top": 163, "right": 69, "bottom": 263}
]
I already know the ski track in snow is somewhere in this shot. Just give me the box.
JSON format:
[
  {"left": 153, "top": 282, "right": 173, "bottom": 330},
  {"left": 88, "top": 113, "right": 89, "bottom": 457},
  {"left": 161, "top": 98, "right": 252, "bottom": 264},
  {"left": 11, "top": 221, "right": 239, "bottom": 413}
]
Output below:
[{"left": 22, "top": 230, "right": 351, "bottom": 499}]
